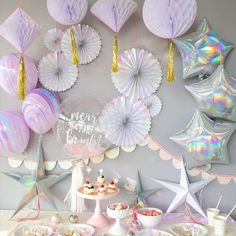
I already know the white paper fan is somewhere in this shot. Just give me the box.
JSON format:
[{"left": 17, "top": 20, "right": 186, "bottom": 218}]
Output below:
[
  {"left": 112, "top": 48, "right": 162, "bottom": 101},
  {"left": 39, "top": 52, "right": 78, "bottom": 92},
  {"left": 99, "top": 96, "right": 151, "bottom": 147},
  {"left": 61, "top": 24, "right": 102, "bottom": 65},
  {"left": 44, "top": 28, "right": 63, "bottom": 52},
  {"left": 143, "top": 95, "right": 162, "bottom": 118},
  {"left": 90, "top": 0, "right": 138, "bottom": 32}
]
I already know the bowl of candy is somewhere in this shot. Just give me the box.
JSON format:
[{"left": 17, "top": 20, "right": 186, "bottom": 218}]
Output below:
[
  {"left": 136, "top": 208, "right": 163, "bottom": 228},
  {"left": 13, "top": 224, "right": 53, "bottom": 236}
]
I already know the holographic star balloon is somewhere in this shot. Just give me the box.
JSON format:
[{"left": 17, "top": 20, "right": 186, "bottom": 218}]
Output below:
[
  {"left": 174, "top": 18, "right": 233, "bottom": 80},
  {"left": 186, "top": 65, "right": 236, "bottom": 122},
  {"left": 170, "top": 110, "right": 236, "bottom": 167},
  {"left": 3, "top": 137, "right": 70, "bottom": 220},
  {"left": 124, "top": 170, "right": 160, "bottom": 208}
]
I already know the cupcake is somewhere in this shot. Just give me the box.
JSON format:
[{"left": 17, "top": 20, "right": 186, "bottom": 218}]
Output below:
[
  {"left": 98, "top": 184, "right": 106, "bottom": 195},
  {"left": 83, "top": 179, "right": 90, "bottom": 192},
  {"left": 86, "top": 184, "right": 95, "bottom": 194},
  {"left": 97, "top": 175, "right": 106, "bottom": 184},
  {"left": 108, "top": 180, "right": 117, "bottom": 193}
]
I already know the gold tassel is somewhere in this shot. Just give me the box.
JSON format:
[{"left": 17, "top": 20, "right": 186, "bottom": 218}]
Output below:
[
  {"left": 112, "top": 32, "right": 118, "bottom": 72},
  {"left": 166, "top": 40, "right": 174, "bottom": 83},
  {"left": 18, "top": 55, "right": 26, "bottom": 101},
  {"left": 70, "top": 27, "right": 80, "bottom": 65}
]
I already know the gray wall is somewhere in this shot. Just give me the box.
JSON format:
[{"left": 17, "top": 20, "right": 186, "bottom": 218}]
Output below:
[{"left": 0, "top": 0, "right": 236, "bottom": 215}]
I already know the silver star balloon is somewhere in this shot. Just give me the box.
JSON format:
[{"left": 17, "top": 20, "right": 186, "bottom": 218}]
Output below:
[
  {"left": 170, "top": 110, "right": 236, "bottom": 167},
  {"left": 186, "top": 65, "right": 236, "bottom": 122},
  {"left": 3, "top": 137, "right": 70, "bottom": 220},
  {"left": 174, "top": 18, "right": 233, "bottom": 80},
  {"left": 152, "top": 159, "right": 215, "bottom": 218},
  {"left": 124, "top": 170, "right": 160, "bottom": 208}
]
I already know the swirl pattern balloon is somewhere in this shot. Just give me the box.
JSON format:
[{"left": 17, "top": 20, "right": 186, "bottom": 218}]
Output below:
[
  {"left": 22, "top": 89, "right": 60, "bottom": 134},
  {"left": 0, "top": 53, "right": 38, "bottom": 97},
  {"left": 0, "top": 111, "right": 30, "bottom": 156}
]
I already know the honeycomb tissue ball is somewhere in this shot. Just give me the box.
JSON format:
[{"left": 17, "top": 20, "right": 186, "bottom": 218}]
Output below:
[
  {"left": 0, "top": 111, "right": 30, "bottom": 155},
  {"left": 47, "top": 0, "right": 88, "bottom": 25},
  {"left": 0, "top": 53, "right": 38, "bottom": 97},
  {"left": 22, "top": 88, "right": 60, "bottom": 134}
]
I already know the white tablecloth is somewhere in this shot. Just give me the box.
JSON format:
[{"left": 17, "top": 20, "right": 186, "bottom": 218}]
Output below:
[{"left": 0, "top": 210, "right": 236, "bottom": 235}]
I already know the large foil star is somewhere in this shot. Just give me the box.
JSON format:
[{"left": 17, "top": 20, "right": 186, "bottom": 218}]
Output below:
[
  {"left": 170, "top": 110, "right": 236, "bottom": 165},
  {"left": 4, "top": 140, "right": 70, "bottom": 220},
  {"left": 152, "top": 160, "right": 215, "bottom": 218},
  {"left": 174, "top": 18, "right": 233, "bottom": 79},
  {"left": 186, "top": 65, "right": 236, "bottom": 122}
]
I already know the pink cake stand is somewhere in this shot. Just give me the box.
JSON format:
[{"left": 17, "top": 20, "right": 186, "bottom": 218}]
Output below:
[{"left": 77, "top": 187, "right": 120, "bottom": 228}]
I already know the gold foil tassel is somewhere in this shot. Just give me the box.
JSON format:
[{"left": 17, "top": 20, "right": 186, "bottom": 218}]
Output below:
[
  {"left": 18, "top": 55, "right": 26, "bottom": 101},
  {"left": 112, "top": 32, "right": 118, "bottom": 72},
  {"left": 70, "top": 27, "right": 80, "bottom": 65},
  {"left": 166, "top": 40, "right": 174, "bottom": 83}
]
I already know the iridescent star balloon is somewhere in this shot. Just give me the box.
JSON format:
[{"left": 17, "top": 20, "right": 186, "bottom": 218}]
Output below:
[
  {"left": 170, "top": 110, "right": 236, "bottom": 167},
  {"left": 3, "top": 137, "right": 70, "bottom": 220},
  {"left": 186, "top": 65, "right": 236, "bottom": 122},
  {"left": 174, "top": 18, "right": 233, "bottom": 79}
]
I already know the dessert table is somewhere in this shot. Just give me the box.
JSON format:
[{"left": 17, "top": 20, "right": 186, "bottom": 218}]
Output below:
[{"left": 0, "top": 210, "right": 236, "bottom": 235}]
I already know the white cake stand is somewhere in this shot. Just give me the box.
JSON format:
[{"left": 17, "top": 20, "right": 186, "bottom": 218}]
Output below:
[{"left": 77, "top": 188, "right": 120, "bottom": 228}]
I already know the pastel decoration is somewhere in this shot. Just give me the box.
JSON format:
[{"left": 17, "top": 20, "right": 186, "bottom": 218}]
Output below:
[
  {"left": 0, "top": 53, "right": 38, "bottom": 97},
  {"left": 0, "top": 111, "right": 30, "bottom": 156},
  {"left": 22, "top": 88, "right": 60, "bottom": 134},
  {"left": 47, "top": 0, "right": 88, "bottom": 26},
  {"left": 143, "top": 0, "right": 197, "bottom": 82}
]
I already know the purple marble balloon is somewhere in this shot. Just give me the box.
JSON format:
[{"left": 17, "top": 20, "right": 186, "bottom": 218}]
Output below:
[
  {"left": 0, "top": 53, "right": 38, "bottom": 97},
  {"left": 47, "top": 0, "right": 88, "bottom": 26},
  {"left": 22, "top": 88, "right": 60, "bottom": 134},
  {"left": 0, "top": 111, "right": 30, "bottom": 155}
]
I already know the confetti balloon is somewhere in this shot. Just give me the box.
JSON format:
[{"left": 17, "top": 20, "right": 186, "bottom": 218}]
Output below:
[
  {"left": 22, "top": 89, "right": 60, "bottom": 134},
  {"left": 186, "top": 65, "right": 236, "bottom": 122},
  {"left": 0, "top": 111, "right": 30, "bottom": 156},
  {"left": 47, "top": 0, "right": 88, "bottom": 26},
  {"left": 174, "top": 18, "right": 234, "bottom": 79},
  {"left": 170, "top": 110, "right": 236, "bottom": 168},
  {"left": 0, "top": 53, "right": 38, "bottom": 97}
]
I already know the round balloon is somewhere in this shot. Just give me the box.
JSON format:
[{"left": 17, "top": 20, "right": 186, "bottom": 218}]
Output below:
[
  {"left": 0, "top": 111, "right": 30, "bottom": 156},
  {"left": 0, "top": 53, "right": 38, "bottom": 97},
  {"left": 53, "top": 94, "right": 111, "bottom": 159},
  {"left": 143, "top": 0, "right": 197, "bottom": 39},
  {"left": 22, "top": 88, "right": 60, "bottom": 134},
  {"left": 47, "top": 0, "right": 88, "bottom": 26}
]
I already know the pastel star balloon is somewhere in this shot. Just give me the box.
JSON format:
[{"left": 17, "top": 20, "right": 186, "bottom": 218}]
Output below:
[
  {"left": 152, "top": 159, "right": 215, "bottom": 218},
  {"left": 174, "top": 18, "right": 233, "bottom": 80},
  {"left": 3, "top": 137, "right": 70, "bottom": 220},
  {"left": 186, "top": 65, "right": 236, "bottom": 122},
  {"left": 170, "top": 110, "right": 236, "bottom": 167}
]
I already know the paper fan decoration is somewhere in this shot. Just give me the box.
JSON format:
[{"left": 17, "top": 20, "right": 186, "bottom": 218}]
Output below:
[
  {"left": 143, "top": 95, "right": 162, "bottom": 118},
  {"left": 112, "top": 48, "right": 162, "bottom": 101},
  {"left": 0, "top": 7, "right": 41, "bottom": 101},
  {"left": 44, "top": 28, "right": 63, "bottom": 52},
  {"left": 39, "top": 52, "right": 78, "bottom": 92},
  {"left": 143, "top": 0, "right": 197, "bottom": 83},
  {"left": 99, "top": 96, "right": 151, "bottom": 147},
  {"left": 91, "top": 0, "right": 138, "bottom": 72},
  {"left": 61, "top": 24, "right": 102, "bottom": 65}
]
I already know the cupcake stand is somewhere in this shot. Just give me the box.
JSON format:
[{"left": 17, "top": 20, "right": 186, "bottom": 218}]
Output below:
[{"left": 77, "top": 187, "right": 120, "bottom": 228}]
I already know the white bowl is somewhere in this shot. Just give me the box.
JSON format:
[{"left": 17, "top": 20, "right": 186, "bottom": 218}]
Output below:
[
  {"left": 107, "top": 203, "right": 130, "bottom": 219},
  {"left": 137, "top": 208, "right": 163, "bottom": 228}
]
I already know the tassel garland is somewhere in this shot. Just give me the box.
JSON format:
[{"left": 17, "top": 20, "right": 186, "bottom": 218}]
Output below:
[
  {"left": 70, "top": 27, "right": 80, "bottom": 65},
  {"left": 112, "top": 32, "right": 118, "bottom": 72},
  {"left": 18, "top": 55, "right": 26, "bottom": 101},
  {"left": 166, "top": 40, "right": 174, "bottom": 83}
]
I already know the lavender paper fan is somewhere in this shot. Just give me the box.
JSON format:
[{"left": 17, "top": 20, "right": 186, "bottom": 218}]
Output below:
[
  {"left": 61, "top": 24, "right": 102, "bottom": 65},
  {"left": 44, "top": 28, "right": 63, "bottom": 52},
  {"left": 39, "top": 52, "right": 78, "bottom": 92},
  {"left": 99, "top": 96, "right": 151, "bottom": 147},
  {"left": 91, "top": 0, "right": 138, "bottom": 33},
  {"left": 47, "top": 0, "right": 88, "bottom": 26},
  {"left": 0, "top": 8, "right": 42, "bottom": 52},
  {"left": 143, "top": 95, "right": 162, "bottom": 118},
  {"left": 112, "top": 48, "right": 162, "bottom": 101},
  {"left": 143, "top": 0, "right": 197, "bottom": 39}
]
